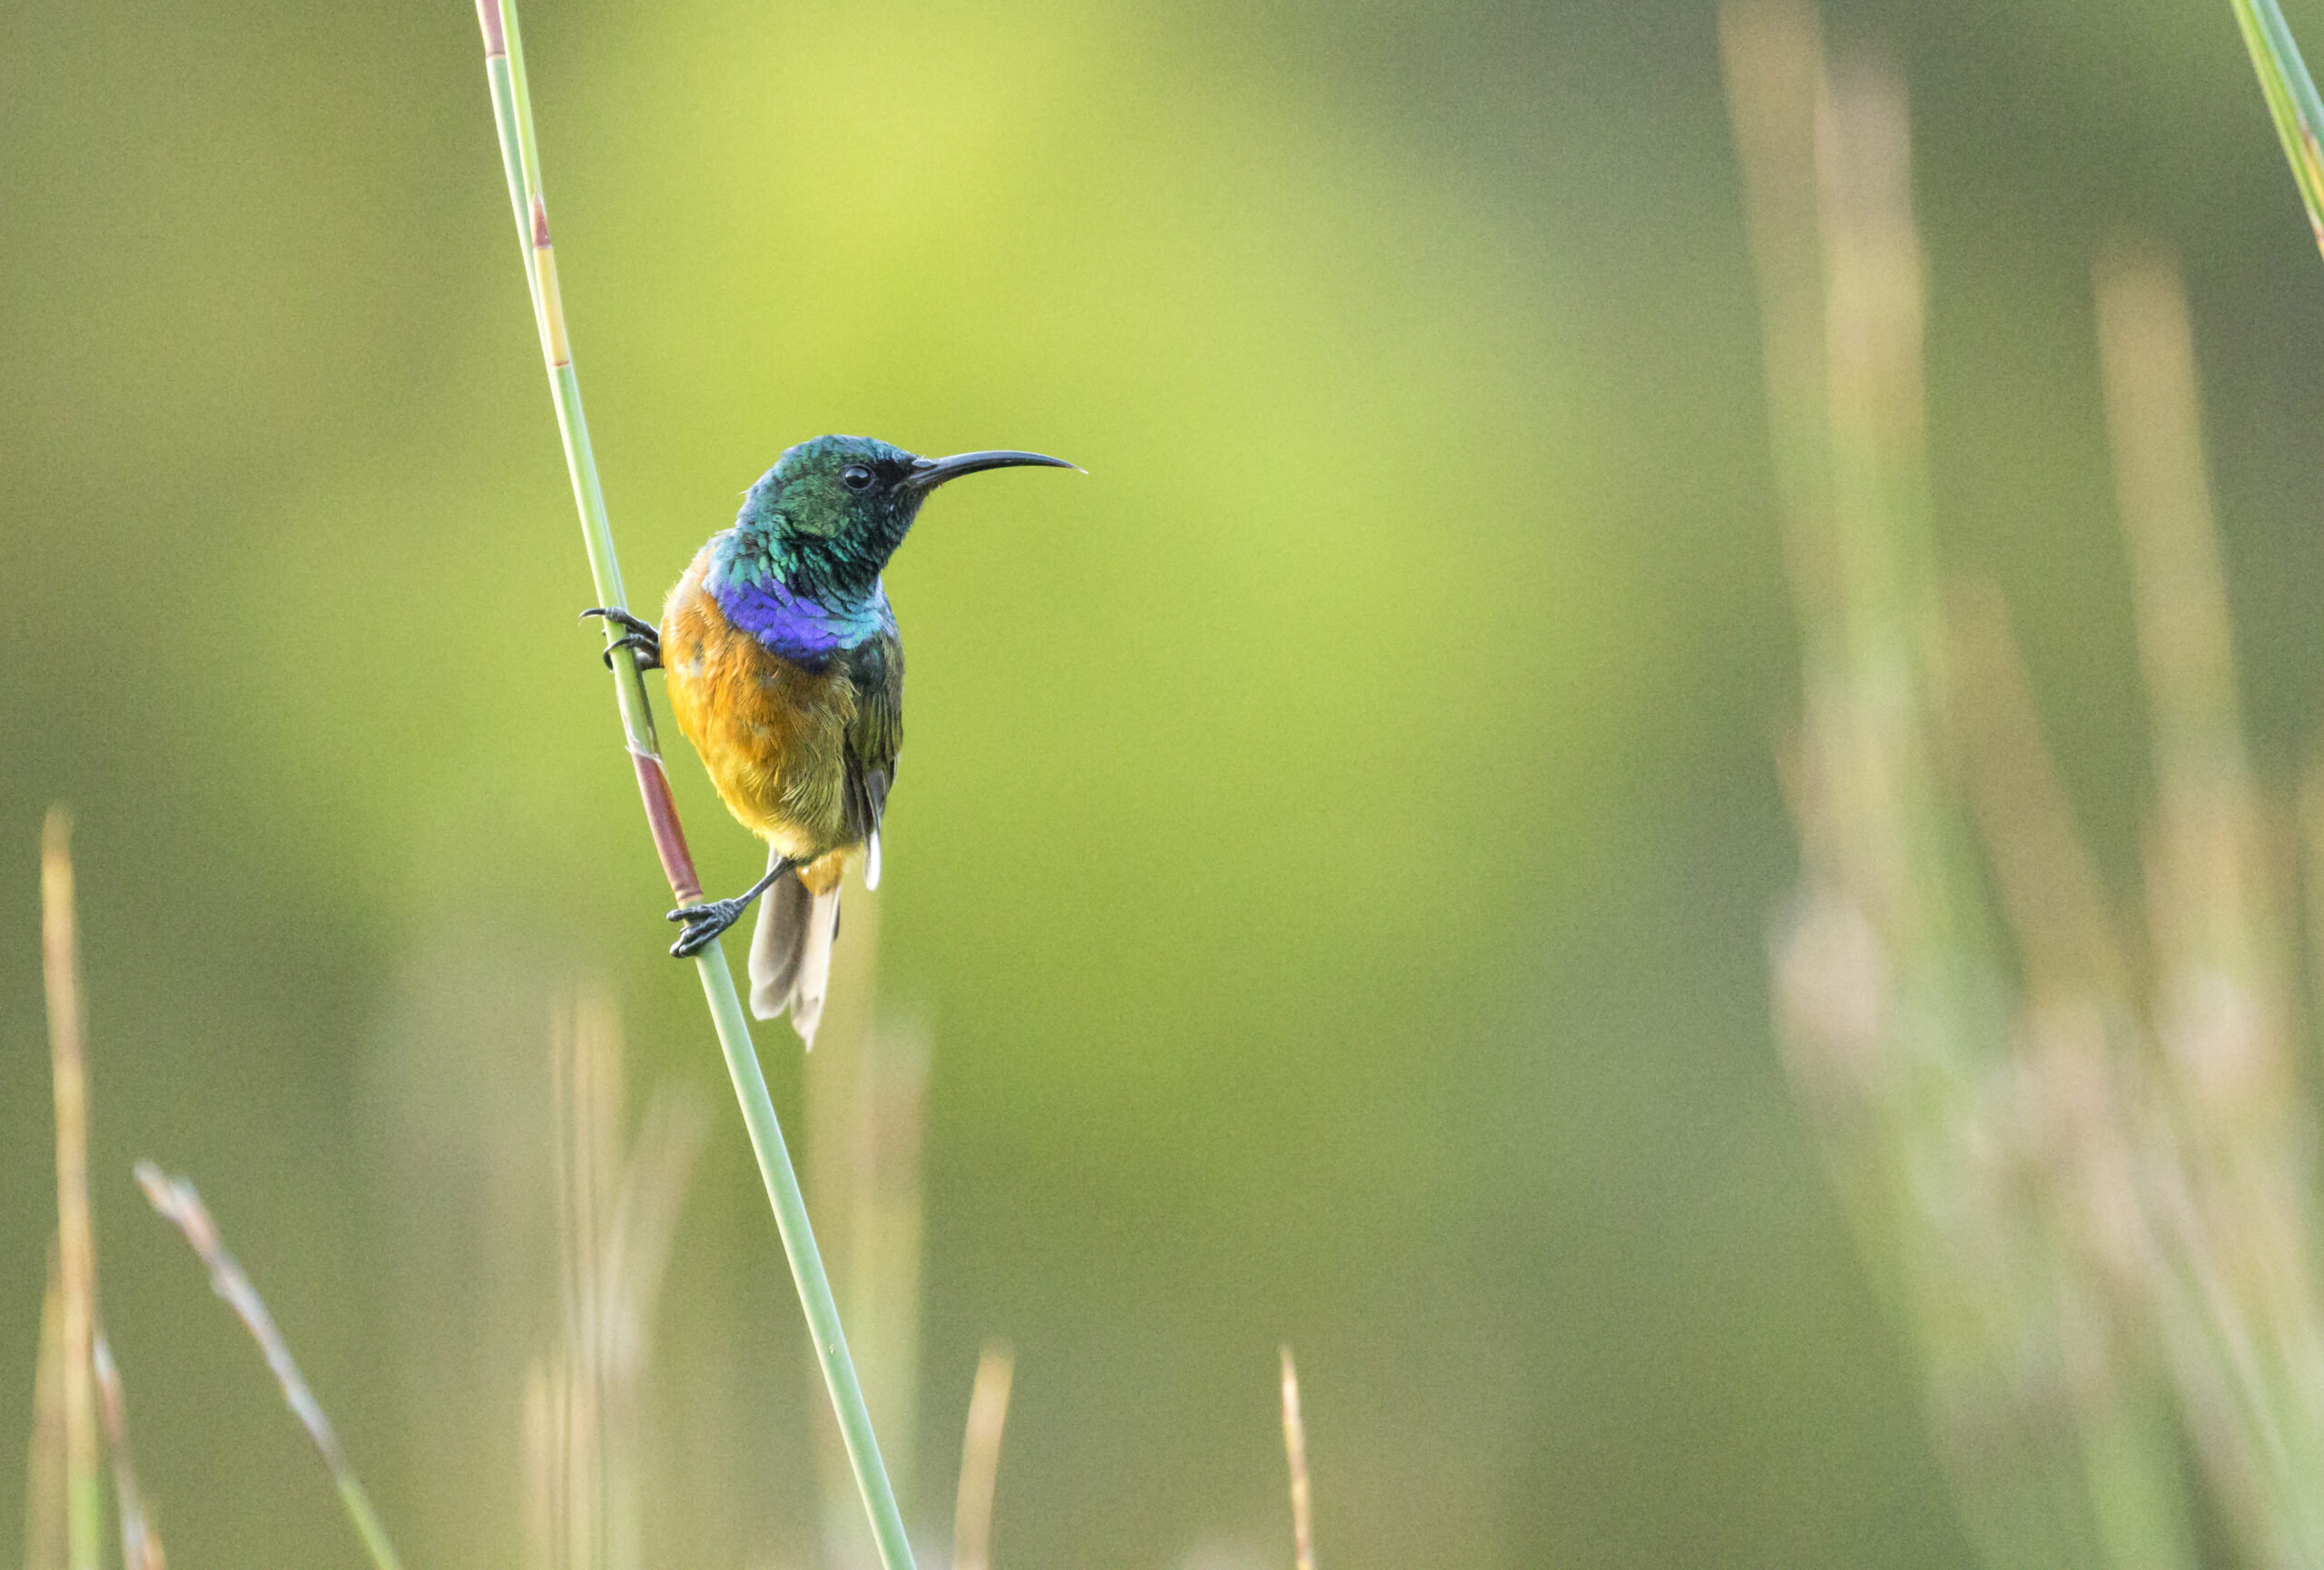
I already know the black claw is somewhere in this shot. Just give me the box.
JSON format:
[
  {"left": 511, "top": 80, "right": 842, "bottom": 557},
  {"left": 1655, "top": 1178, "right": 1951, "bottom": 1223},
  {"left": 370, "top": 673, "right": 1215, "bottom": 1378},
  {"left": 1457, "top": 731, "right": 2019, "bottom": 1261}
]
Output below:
[
  {"left": 658, "top": 861, "right": 791, "bottom": 959},
  {"left": 581, "top": 607, "right": 662, "bottom": 670},
  {"left": 666, "top": 896, "right": 745, "bottom": 957},
  {"left": 603, "top": 632, "right": 660, "bottom": 671},
  {"left": 582, "top": 607, "right": 656, "bottom": 637}
]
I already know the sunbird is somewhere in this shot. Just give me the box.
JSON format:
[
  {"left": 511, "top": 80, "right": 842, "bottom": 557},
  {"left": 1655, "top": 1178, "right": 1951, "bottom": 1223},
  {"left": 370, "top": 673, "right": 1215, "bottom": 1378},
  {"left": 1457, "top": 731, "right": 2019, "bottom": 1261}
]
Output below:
[{"left": 586, "top": 435, "right": 1074, "bottom": 1043}]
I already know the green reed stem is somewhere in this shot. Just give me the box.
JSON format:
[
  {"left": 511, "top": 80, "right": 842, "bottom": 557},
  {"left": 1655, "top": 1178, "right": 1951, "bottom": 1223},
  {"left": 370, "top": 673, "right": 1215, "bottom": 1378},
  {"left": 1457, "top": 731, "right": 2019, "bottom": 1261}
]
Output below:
[
  {"left": 2229, "top": 0, "right": 2324, "bottom": 257},
  {"left": 469, "top": 7, "right": 917, "bottom": 1567}
]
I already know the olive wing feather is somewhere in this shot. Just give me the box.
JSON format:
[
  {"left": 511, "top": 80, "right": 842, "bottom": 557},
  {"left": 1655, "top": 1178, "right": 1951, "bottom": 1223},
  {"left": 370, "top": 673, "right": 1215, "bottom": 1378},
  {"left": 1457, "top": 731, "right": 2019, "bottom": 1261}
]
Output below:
[{"left": 842, "top": 632, "right": 902, "bottom": 877}]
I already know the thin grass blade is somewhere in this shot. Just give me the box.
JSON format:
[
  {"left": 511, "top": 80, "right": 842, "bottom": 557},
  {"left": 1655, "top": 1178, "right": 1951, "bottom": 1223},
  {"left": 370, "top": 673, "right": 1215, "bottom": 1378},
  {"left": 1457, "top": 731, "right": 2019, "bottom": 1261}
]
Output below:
[
  {"left": 133, "top": 1162, "right": 407, "bottom": 1570},
  {"left": 1944, "top": 583, "right": 2201, "bottom": 1568},
  {"left": 539, "top": 991, "right": 709, "bottom": 1570},
  {"left": 93, "top": 1328, "right": 165, "bottom": 1570},
  {"left": 2093, "top": 245, "right": 2324, "bottom": 1563}
]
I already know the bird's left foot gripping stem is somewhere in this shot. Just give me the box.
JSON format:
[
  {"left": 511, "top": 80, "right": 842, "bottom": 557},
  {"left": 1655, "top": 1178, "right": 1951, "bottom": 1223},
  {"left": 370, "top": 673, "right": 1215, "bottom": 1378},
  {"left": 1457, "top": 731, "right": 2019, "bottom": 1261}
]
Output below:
[
  {"left": 581, "top": 607, "right": 662, "bottom": 671},
  {"left": 667, "top": 859, "right": 794, "bottom": 958}
]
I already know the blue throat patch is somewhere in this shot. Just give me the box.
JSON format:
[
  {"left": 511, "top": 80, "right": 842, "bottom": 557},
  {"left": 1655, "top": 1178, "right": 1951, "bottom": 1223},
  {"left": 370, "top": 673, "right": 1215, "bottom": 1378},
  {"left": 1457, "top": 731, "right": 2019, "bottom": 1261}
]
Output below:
[{"left": 706, "top": 533, "right": 893, "bottom": 661}]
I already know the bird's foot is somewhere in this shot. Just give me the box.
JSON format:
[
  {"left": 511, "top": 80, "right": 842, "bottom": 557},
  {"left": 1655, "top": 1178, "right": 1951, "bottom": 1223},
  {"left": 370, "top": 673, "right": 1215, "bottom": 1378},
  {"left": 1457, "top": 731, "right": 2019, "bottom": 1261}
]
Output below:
[
  {"left": 667, "top": 896, "right": 748, "bottom": 957},
  {"left": 665, "top": 861, "right": 792, "bottom": 959},
  {"left": 581, "top": 607, "right": 662, "bottom": 671}
]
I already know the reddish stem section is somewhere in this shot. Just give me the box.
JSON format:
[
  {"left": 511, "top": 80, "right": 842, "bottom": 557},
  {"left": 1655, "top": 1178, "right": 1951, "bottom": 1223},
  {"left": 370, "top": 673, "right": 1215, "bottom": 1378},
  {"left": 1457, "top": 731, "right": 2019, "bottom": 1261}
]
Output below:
[
  {"left": 476, "top": 0, "right": 507, "bottom": 58},
  {"left": 631, "top": 751, "right": 704, "bottom": 903}
]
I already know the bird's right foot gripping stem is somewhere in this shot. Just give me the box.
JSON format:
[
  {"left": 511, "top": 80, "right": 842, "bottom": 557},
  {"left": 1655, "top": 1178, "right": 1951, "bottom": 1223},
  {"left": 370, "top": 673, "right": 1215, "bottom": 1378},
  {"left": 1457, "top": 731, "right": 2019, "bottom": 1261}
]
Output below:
[
  {"left": 667, "top": 857, "right": 794, "bottom": 958},
  {"left": 581, "top": 607, "right": 661, "bottom": 670}
]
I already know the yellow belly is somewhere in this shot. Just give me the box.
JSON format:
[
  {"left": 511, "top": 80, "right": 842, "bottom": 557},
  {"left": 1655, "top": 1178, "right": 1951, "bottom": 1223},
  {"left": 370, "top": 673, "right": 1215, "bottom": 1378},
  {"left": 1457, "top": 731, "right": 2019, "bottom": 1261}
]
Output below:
[{"left": 660, "top": 553, "right": 862, "bottom": 893}]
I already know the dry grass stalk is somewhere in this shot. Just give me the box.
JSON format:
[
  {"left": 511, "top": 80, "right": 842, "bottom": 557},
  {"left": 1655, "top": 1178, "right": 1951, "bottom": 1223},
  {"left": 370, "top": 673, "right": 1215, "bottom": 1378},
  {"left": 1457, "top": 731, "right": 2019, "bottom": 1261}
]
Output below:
[
  {"left": 550, "top": 995, "right": 614, "bottom": 1570},
  {"left": 38, "top": 818, "right": 165, "bottom": 1570},
  {"left": 1726, "top": 7, "right": 2200, "bottom": 1564},
  {"left": 527, "top": 1357, "right": 596, "bottom": 1570},
  {"left": 2091, "top": 249, "right": 2324, "bottom": 1563},
  {"left": 1945, "top": 583, "right": 2130, "bottom": 1002},
  {"left": 25, "top": 1241, "right": 69, "bottom": 1570},
  {"left": 92, "top": 1328, "right": 165, "bottom": 1570},
  {"left": 41, "top": 808, "right": 103, "bottom": 1570},
  {"left": 1279, "top": 1348, "right": 1315, "bottom": 1570},
  {"left": 528, "top": 990, "right": 708, "bottom": 1570},
  {"left": 2299, "top": 755, "right": 2324, "bottom": 1038},
  {"left": 1718, "top": 0, "right": 1837, "bottom": 635},
  {"left": 134, "top": 1162, "right": 406, "bottom": 1570},
  {"left": 1732, "top": 3, "right": 2324, "bottom": 1561},
  {"left": 950, "top": 1343, "right": 1014, "bottom": 1570},
  {"left": 1945, "top": 589, "right": 2200, "bottom": 1565}
]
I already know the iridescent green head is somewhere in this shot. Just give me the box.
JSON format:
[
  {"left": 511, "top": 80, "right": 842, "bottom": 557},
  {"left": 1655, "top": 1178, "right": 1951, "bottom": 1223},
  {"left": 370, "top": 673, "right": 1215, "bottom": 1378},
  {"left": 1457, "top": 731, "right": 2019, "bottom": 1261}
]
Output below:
[{"left": 731, "top": 434, "right": 1074, "bottom": 603}]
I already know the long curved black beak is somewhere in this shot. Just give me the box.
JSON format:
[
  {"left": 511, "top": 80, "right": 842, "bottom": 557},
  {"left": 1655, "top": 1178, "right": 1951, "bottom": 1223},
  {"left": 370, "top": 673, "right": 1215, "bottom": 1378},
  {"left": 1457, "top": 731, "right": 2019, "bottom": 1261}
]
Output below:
[{"left": 900, "top": 449, "right": 1078, "bottom": 493}]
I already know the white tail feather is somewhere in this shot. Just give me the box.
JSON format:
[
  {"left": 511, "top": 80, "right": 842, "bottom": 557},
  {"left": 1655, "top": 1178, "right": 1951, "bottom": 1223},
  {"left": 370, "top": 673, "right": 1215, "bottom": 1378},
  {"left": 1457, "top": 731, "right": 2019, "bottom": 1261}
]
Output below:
[
  {"left": 788, "top": 889, "right": 842, "bottom": 1048},
  {"left": 746, "top": 848, "right": 842, "bottom": 1048}
]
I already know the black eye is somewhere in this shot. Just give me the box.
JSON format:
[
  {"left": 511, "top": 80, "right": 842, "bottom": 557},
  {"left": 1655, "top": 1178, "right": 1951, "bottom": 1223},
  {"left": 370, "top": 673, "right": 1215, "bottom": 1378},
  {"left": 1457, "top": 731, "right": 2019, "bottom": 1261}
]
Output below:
[{"left": 842, "top": 464, "right": 875, "bottom": 492}]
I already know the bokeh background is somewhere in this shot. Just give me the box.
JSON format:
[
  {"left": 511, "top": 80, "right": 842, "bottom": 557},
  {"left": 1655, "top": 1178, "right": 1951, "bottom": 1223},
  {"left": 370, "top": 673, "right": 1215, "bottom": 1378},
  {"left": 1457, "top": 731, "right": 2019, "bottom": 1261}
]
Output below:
[{"left": 8, "top": 0, "right": 2324, "bottom": 1565}]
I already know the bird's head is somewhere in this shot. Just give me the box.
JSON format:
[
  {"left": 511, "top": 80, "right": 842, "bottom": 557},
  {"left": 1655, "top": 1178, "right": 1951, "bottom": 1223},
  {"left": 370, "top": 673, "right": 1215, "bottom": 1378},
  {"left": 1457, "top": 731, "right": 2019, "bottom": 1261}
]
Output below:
[{"left": 732, "top": 434, "right": 1074, "bottom": 602}]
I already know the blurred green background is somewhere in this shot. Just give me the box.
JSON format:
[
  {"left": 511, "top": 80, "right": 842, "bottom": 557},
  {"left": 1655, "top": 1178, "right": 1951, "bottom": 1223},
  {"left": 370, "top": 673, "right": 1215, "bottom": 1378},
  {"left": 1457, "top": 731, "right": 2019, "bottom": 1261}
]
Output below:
[{"left": 6, "top": 0, "right": 2324, "bottom": 1565}]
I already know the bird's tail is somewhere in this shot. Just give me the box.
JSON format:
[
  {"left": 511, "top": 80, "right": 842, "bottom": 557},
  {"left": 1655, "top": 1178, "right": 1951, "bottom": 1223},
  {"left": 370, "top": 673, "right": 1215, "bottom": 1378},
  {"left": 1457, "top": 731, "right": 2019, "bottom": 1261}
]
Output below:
[{"left": 748, "top": 848, "right": 842, "bottom": 1047}]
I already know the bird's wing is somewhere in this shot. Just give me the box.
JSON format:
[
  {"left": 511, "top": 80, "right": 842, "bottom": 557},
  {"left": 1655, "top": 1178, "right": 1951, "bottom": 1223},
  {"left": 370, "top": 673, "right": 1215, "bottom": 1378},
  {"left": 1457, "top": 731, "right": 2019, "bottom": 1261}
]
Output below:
[{"left": 842, "top": 630, "right": 903, "bottom": 875}]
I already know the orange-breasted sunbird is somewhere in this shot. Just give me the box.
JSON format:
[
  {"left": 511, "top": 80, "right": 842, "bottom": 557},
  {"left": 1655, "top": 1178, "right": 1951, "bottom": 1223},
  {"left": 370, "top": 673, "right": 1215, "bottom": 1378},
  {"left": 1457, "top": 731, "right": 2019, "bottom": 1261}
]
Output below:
[{"left": 586, "top": 434, "right": 1073, "bottom": 1043}]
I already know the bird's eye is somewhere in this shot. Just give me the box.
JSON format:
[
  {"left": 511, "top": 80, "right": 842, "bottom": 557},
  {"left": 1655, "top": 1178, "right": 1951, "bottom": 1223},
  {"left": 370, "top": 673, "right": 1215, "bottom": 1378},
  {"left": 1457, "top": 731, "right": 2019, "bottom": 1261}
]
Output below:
[{"left": 842, "top": 464, "right": 875, "bottom": 492}]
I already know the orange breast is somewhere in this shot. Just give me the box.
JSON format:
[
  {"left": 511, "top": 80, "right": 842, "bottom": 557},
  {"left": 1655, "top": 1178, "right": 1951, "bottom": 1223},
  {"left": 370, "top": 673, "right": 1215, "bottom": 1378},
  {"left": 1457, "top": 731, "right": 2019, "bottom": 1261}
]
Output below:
[{"left": 660, "top": 550, "right": 862, "bottom": 876}]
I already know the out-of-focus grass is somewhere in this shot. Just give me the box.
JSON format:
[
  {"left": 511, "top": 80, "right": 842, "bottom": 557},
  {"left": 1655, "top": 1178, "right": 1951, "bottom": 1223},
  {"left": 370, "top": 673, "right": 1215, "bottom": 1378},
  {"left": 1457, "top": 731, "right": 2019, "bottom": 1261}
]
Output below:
[
  {"left": 136, "top": 1163, "right": 405, "bottom": 1570},
  {"left": 92, "top": 1328, "right": 164, "bottom": 1570},
  {"left": 2091, "top": 244, "right": 2324, "bottom": 1565},
  {"left": 950, "top": 1343, "right": 1013, "bottom": 1570},
  {"left": 1732, "top": 2, "right": 2324, "bottom": 1562},
  {"left": 41, "top": 812, "right": 103, "bottom": 1570},
  {"left": 801, "top": 891, "right": 934, "bottom": 1566},
  {"left": 34, "top": 814, "right": 166, "bottom": 1570},
  {"left": 25, "top": 1247, "right": 67, "bottom": 1570},
  {"left": 1278, "top": 1348, "right": 1315, "bottom": 1570},
  {"left": 526, "top": 989, "right": 706, "bottom": 1570},
  {"left": 26, "top": 815, "right": 163, "bottom": 1570},
  {"left": 1727, "top": 14, "right": 2160, "bottom": 1561}
]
